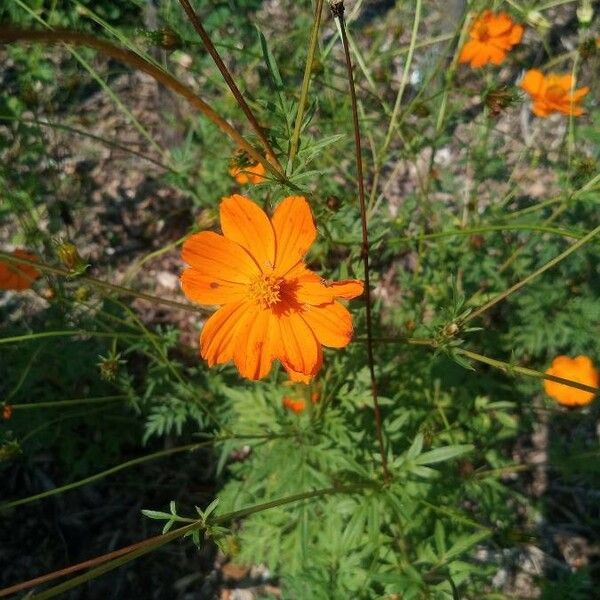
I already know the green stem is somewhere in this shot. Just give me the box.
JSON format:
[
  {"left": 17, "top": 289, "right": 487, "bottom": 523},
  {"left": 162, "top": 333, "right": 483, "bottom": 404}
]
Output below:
[
  {"left": 0, "top": 443, "right": 204, "bottom": 511},
  {"left": 10, "top": 395, "right": 128, "bottom": 410},
  {"left": 463, "top": 224, "right": 600, "bottom": 324},
  {"left": 454, "top": 348, "right": 600, "bottom": 396},
  {"left": 287, "top": 0, "right": 325, "bottom": 172},
  {"left": 395, "top": 223, "right": 585, "bottom": 244},
  {"left": 0, "top": 330, "right": 143, "bottom": 345},
  {"left": 3, "top": 485, "right": 367, "bottom": 599},
  {"left": 0, "top": 250, "right": 206, "bottom": 315}
]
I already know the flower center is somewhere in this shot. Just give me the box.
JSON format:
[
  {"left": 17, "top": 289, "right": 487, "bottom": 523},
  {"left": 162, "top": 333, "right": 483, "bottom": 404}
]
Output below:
[
  {"left": 477, "top": 24, "right": 490, "bottom": 42},
  {"left": 546, "top": 84, "right": 566, "bottom": 102},
  {"left": 249, "top": 274, "right": 283, "bottom": 308}
]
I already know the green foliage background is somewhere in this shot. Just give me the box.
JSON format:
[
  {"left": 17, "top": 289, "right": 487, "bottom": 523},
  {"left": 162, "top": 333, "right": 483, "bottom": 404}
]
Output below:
[{"left": 1, "top": 0, "right": 599, "bottom": 598}]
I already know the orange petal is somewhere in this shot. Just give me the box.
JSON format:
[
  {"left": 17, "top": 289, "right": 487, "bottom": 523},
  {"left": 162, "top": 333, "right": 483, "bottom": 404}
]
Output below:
[
  {"left": 330, "top": 279, "right": 364, "bottom": 300},
  {"left": 301, "top": 301, "right": 354, "bottom": 348},
  {"left": 271, "top": 196, "right": 316, "bottom": 276},
  {"left": 284, "top": 345, "right": 323, "bottom": 382},
  {"left": 274, "top": 309, "right": 320, "bottom": 376},
  {"left": 570, "top": 86, "right": 589, "bottom": 102},
  {"left": 470, "top": 47, "right": 492, "bottom": 68},
  {"left": 532, "top": 101, "right": 551, "bottom": 117},
  {"left": 233, "top": 307, "right": 275, "bottom": 380},
  {"left": 295, "top": 272, "right": 364, "bottom": 305},
  {"left": 0, "top": 250, "right": 40, "bottom": 291},
  {"left": 220, "top": 195, "right": 275, "bottom": 272},
  {"left": 180, "top": 268, "right": 247, "bottom": 306},
  {"left": 200, "top": 301, "right": 252, "bottom": 366},
  {"left": 459, "top": 40, "right": 479, "bottom": 64},
  {"left": 509, "top": 24, "right": 524, "bottom": 45},
  {"left": 520, "top": 69, "right": 545, "bottom": 97},
  {"left": 487, "top": 13, "right": 513, "bottom": 36},
  {"left": 182, "top": 231, "right": 259, "bottom": 284}
]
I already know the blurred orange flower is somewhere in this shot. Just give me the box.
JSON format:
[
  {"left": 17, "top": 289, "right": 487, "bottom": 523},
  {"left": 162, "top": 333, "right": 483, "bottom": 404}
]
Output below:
[
  {"left": 229, "top": 161, "right": 266, "bottom": 185},
  {"left": 520, "top": 70, "right": 589, "bottom": 117},
  {"left": 0, "top": 249, "right": 40, "bottom": 291},
  {"left": 180, "top": 195, "right": 363, "bottom": 381},
  {"left": 282, "top": 390, "right": 320, "bottom": 413},
  {"left": 544, "top": 355, "right": 599, "bottom": 407},
  {"left": 2, "top": 404, "right": 12, "bottom": 420},
  {"left": 459, "top": 10, "right": 524, "bottom": 68}
]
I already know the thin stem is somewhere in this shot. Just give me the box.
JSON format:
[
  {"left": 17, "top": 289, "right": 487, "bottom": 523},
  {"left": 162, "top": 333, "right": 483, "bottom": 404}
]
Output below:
[
  {"left": 462, "top": 224, "right": 600, "bottom": 325},
  {"left": 177, "top": 0, "right": 283, "bottom": 175},
  {"left": 332, "top": 1, "right": 389, "bottom": 481},
  {"left": 0, "top": 251, "right": 206, "bottom": 315},
  {"left": 371, "top": 336, "right": 600, "bottom": 396},
  {"left": 0, "top": 330, "right": 144, "bottom": 345},
  {"left": 10, "top": 395, "right": 128, "bottom": 410},
  {"left": 0, "top": 115, "right": 178, "bottom": 174},
  {"left": 287, "top": 0, "right": 325, "bottom": 171},
  {"left": 0, "top": 27, "right": 284, "bottom": 183},
  {"left": 454, "top": 348, "right": 600, "bottom": 396},
  {"left": 1, "top": 485, "right": 368, "bottom": 599},
  {"left": 395, "top": 223, "right": 585, "bottom": 244}
]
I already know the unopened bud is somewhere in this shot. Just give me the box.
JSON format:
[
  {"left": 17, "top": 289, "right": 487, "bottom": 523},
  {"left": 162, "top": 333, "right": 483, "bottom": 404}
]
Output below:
[
  {"left": 56, "top": 240, "right": 88, "bottom": 275},
  {"left": 577, "top": 0, "right": 593, "bottom": 25}
]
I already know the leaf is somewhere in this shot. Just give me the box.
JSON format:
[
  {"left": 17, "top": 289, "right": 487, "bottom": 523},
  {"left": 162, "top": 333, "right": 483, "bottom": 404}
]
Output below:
[
  {"left": 256, "top": 27, "right": 283, "bottom": 89},
  {"left": 415, "top": 444, "right": 473, "bottom": 465},
  {"left": 406, "top": 433, "right": 424, "bottom": 461}
]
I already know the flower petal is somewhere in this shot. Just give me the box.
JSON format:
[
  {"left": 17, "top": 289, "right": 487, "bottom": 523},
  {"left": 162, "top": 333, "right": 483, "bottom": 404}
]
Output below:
[
  {"left": 220, "top": 195, "right": 275, "bottom": 271},
  {"left": 459, "top": 40, "right": 479, "bottom": 64},
  {"left": 520, "top": 69, "right": 545, "bottom": 97},
  {"left": 233, "top": 307, "right": 275, "bottom": 380},
  {"left": 271, "top": 196, "right": 316, "bottom": 276},
  {"left": 274, "top": 309, "right": 320, "bottom": 376},
  {"left": 301, "top": 301, "right": 354, "bottom": 348},
  {"left": 284, "top": 345, "right": 323, "bottom": 383},
  {"left": 182, "top": 231, "right": 259, "bottom": 284},
  {"left": 181, "top": 268, "right": 247, "bottom": 305},
  {"left": 295, "top": 270, "right": 364, "bottom": 305},
  {"left": 486, "top": 13, "right": 513, "bottom": 37},
  {"left": 200, "top": 301, "right": 252, "bottom": 366}
]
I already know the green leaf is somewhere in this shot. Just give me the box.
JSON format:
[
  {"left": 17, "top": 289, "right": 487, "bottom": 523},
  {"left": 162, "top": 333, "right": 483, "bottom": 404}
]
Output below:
[
  {"left": 415, "top": 444, "right": 473, "bottom": 465},
  {"left": 256, "top": 26, "right": 283, "bottom": 89}
]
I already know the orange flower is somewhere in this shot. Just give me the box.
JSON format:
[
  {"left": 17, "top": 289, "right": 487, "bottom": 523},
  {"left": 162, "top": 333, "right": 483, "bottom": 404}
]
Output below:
[
  {"left": 459, "top": 11, "right": 524, "bottom": 68},
  {"left": 0, "top": 249, "right": 40, "bottom": 291},
  {"left": 282, "top": 390, "right": 320, "bottom": 413},
  {"left": 544, "top": 355, "right": 599, "bottom": 407},
  {"left": 520, "top": 69, "right": 589, "bottom": 117},
  {"left": 229, "top": 161, "right": 266, "bottom": 185},
  {"left": 2, "top": 404, "right": 12, "bottom": 420},
  {"left": 180, "top": 195, "right": 363, "bottom": 381}
]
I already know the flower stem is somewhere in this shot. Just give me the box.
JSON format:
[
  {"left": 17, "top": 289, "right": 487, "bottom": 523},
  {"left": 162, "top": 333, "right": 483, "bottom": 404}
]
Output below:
[
  {"left": 287, "top": 0, "right": 325, "bottom": 172},
  {"left": 0, "top": 484, "right": 368, "bottom": 599},
  {"left": 0, "top": 26, "right": 285, "bottom": 184},
  {"left": 177, "top": 0, "right": 284, "bottom": 176},
  {"left": 462, "top": 223, "right": 600, "bottom": 325},
  {"left": 0, "top": 250, "right": 206, "bottom": 315},
  {"left": 332, "top": 1, "right": 389, "bottom": 481}
]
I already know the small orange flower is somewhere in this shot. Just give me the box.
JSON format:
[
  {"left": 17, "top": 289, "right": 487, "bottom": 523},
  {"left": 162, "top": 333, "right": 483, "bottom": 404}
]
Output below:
[
  {"left": 282, "top": 390, "right": 320, "bottom": 413},
  {"left": 283, "top": 397, "right": 307, "bottom": 413},
  {"left": 459, "top": 11, "right": 524, "bottom": 68},
  {"left": 520, "top": 69, "right": 589, "bottom": 117},
  {"left": 544, "top": 355, "right": 599, "bottom": 407},
  {"left": 180, "top": 195, "right": 364, "bottom": 381},
  {"left": 229, "top": 161, "right": 266, "bottom": 185},
  {"left": 2, "top": 404, "right": 12, "bottom": 420},
  {"left": 0, "top": 249, "right": 40, "bottom": 291}
]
